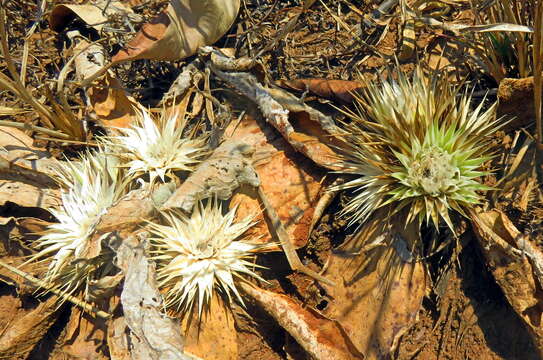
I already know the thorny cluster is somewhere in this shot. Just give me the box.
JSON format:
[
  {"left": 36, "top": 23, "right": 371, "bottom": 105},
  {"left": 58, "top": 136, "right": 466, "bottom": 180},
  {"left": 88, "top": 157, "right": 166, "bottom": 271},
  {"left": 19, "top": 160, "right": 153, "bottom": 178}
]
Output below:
[{"left": 30, "top": 107, "right": 269, "bottom": 319}]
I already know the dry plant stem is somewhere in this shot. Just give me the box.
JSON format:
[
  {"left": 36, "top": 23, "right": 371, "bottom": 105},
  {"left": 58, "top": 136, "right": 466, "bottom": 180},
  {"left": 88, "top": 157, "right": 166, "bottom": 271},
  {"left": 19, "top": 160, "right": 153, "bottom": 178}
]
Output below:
[
  {"left": 319, "top": 0, "right": 383, "bottom": 58},
  {"left": 534, "top": 0, "right": 543, "bottom": 146},
  {"left": 257, "top": 186, "right": 334, "bottom": 286},
  {"left": 309, "top": 178, "right": 343, "bottom": 235},
  {"left": 209, "top": 67, "right": 298, "bottom": 146},
  {"left": 210, "top": 67, "right": 289, "bottom": 124},
  {"left": 0, "top": 259, "right": 111, "bottom": 319},
  {"left": 0, "top": 120, "right": 70, "bottom": 139},
  {"left": 0, "top": 8, "right": 55, "bottom": 128}
]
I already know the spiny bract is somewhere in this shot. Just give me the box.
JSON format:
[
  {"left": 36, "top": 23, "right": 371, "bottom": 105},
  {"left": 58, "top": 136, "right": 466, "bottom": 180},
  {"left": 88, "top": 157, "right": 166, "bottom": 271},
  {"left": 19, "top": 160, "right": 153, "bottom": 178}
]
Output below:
[
  {"left": 102, "top": 108, "right": 205, "bottom": 183},
  {"left": 30, "top": 150, "right": 128, "bottom": 295},
  {"left": 333, "top": 68, "right": 502, "bottom": 231},
  {"left": 147, "top": 200, "right": 267, "bottom": 318}
]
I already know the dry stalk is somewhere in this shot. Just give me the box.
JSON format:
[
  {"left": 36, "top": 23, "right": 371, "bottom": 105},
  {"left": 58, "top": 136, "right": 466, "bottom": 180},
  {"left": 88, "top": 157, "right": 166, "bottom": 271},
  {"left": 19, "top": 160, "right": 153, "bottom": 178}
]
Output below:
[
  {"left": 257, "top": 186, "right": 334, "bottom": 286},
  {"left": 0, "top": 120, "right": 70, "bottom": 139},
  {"left": 0, "top": 7, "right": 85, "bottom": 140},
  {"left": 0, "top": 259, "right": 111, "bottom": 319},
  {"left": 534, "top": 0, "right": 543, "bottom": 146}
]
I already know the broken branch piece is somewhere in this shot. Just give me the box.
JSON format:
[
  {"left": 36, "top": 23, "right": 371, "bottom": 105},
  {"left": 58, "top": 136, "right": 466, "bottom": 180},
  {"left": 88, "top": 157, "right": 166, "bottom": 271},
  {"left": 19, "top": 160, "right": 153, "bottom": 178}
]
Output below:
[{"left": 257, "top": 186, "right": 334, "bottom": 286}]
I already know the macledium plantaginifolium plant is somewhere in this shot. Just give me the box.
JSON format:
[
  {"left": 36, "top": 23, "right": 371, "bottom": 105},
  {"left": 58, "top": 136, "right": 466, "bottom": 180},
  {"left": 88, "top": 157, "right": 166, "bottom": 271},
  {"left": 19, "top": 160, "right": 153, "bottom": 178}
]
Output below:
[
  {"left": 29, "top": 150, "right": 128, "bottom": 296},
  {"left": 147, "top": 200, "right": 268, "bottom": 318},
  {"left": 333, "top": 68, "right": 502, "bottom": 232}
]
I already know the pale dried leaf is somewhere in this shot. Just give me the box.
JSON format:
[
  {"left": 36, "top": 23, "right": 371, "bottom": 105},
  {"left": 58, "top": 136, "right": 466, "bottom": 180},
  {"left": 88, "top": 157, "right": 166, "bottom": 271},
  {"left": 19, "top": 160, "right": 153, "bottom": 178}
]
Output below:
[
  {"left": 50, "top": 0, "right": 140, "bottom": 33},
  {"left": 116, "top": 234, "right": 193, "bottom": 360},
  {"left": 0, "top": 126, "right": 57, "bottom": 179},
  {"left": 162, "top": 140, "right": 259, "bottom": 212},
  {"left": 112, "top": 0, "right": 240, "bottom": 62},
  {"left": 72, "top": 39, "right": 140, "bottom": 129},
  {"left": 0, "top": 179, "right": 59, "bottom": 209}
]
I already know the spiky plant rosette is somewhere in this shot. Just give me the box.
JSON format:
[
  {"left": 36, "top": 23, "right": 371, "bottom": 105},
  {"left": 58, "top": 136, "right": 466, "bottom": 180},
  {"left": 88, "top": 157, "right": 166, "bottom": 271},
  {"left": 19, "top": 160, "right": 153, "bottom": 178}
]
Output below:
[
  {"left": 333, "top": 68, "right": 502, "bottom": 232},
  {"left": 147, "top": 200, "right": 268, "bottom": 318},
  {"left": 29, "top": 150, "right": 128, "bottom": 296},
  {"left": 102, "top": 107, "right": 206, "bottom": 183}
]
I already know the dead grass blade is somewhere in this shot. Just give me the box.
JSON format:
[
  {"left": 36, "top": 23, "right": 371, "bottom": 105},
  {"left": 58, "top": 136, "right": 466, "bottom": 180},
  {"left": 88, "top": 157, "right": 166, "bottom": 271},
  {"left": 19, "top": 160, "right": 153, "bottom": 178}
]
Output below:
[
  {"left": 0, "top": 7, "right": 85, "bottom": 140},
  {"left": 0, "top": 259, "right": 111, "bottom": 319},
  {"left": 534, "top": 0, "right": 543, "bottom": 146}
]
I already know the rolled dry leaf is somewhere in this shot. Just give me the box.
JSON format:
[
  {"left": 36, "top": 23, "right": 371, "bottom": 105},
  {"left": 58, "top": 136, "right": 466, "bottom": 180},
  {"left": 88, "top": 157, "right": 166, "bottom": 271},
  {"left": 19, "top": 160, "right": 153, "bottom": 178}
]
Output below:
[
  {"left": 211, "top": 68, "right": 341, "bottom": 170},
  {"left": 116, "top": 234, "right": 191, "bottom": 360},
  {"left": 240, "top": 283, "right": 363, "bottom": 360},
  {"left": 50, "top": 0, "right": 140, "bottom": 33},
  {"left": 0, "top": 296, "right": 60, "bottom": 359},
  {"left": 73, "top": 39, "right": 140, "bottom": 129},
  {"left": 111, "top": 0, "right": 240, "bottom": 62},
  {"left": 470, "top": 208, "right": 543, "bottom": 353}
]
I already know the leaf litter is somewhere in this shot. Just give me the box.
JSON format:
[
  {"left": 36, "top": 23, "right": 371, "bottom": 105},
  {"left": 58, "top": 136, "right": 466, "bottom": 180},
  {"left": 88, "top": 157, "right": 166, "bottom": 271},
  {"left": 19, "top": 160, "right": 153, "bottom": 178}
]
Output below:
[{"left": 0, "top": 0, "right": 542, "bottom": 359}]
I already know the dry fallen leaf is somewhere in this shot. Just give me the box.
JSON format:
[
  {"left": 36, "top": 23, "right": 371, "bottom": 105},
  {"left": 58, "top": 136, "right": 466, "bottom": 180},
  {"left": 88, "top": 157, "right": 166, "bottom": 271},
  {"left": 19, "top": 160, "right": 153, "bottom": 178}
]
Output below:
[
  {"left": 211, "top": 68, "right": 341, "bottom": 170},
  {"left": 182, "top": 296, "right": 238, "bottom": 360},
  {"left": 112, "top": 0, "right": 240, "bottom": 62},
  {"left": 276, "top": 78, "right": 364, "bottom": 104},
  {"left": 73, "top": 39, "right": 140, "bottom": 129},
  {"left": 49, "top": 0, "right": 140, "bottom": 33},
  {"left": 227, "top": 114, "right": 326, "bottom": 248},
  {"left": 241, "top": 283, "right": 363, "bottom": 360},
  {"left": 470, "top": 209, "right": 543, "bottom": 353},
  {"left": 0, "top": 296, "right": 60, "bottom": 359},
  {"left": 58, "top": 306, "right": 110, "bottom": 359},
  {"left": 321, "top": 213, "right": 427, "bottom": 359},
  {"left": 0, "top": 180, "right": 59, "bottom": 210},
  {"left": 0, "top": 126, "right": 58, "bottom": 179},
  {"left": 498, "top": 76, "right": 540, "bottom": 131}
]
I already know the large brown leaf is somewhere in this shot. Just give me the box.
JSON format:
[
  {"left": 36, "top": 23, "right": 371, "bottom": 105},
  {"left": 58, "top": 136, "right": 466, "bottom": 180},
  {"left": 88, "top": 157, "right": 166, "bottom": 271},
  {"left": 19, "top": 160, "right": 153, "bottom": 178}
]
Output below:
[
  {"left": 321, "top": 214, "right": 427, "bottom": 359},
  {"left": 57, "top": 306, "right": 110, "bottom": 359},
  {"left": 112, "top": 0, "right": 240, "bottom": 62},
  {"left": 470, "top": 209, "right": 543, "bottom": 353},
  {"left": 0, "top": 296, "right": 60, "bottom": 359},
  {"left": 182, "top": 296, "right": 238, "bottom": 360},
  {"left": 241, "top": 283, "right": 363, "bottom": 360},
  {"left": 276, "top": 78, "right": 364, "bottom": 104},
  {"left": 227, "top": 114, "right": 326, "bottom": 248}
]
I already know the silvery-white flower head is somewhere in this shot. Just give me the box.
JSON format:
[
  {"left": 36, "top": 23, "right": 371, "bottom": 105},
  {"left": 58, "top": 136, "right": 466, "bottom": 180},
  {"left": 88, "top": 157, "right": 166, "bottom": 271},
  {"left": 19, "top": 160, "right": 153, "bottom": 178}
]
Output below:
[
  {"left": 148, "top": 200, "right": 268, "bottom": 318},
  {"left": 30, "top": 150, "right": 127, "bottom": 294},
  {"left": 102, "top": 108, "right": 205, "bottom": 183},
  {"left": 333, "top": 68, "right": 503, "bottom": 232}
]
